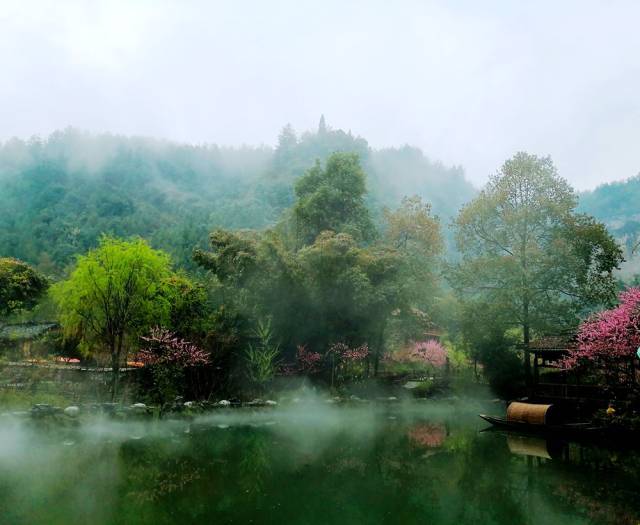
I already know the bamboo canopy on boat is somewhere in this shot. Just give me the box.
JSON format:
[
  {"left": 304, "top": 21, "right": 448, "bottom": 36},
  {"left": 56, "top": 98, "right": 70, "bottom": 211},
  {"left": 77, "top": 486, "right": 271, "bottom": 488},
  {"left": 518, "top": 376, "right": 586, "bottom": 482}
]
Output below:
[{"left": 506, "top": 402, "right": 555, "bottom": 425}]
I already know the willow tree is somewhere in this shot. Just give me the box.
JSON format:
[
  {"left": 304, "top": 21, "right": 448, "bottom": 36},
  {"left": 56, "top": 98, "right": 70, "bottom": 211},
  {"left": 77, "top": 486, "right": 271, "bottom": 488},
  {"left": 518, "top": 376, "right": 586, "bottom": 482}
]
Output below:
[
  {"left": 53, "top": 237, "right": 175, "bottom": 398},
  {"left": 451, "top": 152, "right": 622, "bottom": 382}
]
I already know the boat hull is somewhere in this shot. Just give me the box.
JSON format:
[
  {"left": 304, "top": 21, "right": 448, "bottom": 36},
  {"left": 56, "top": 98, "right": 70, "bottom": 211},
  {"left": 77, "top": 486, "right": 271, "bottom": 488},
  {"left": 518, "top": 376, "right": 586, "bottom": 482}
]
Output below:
[{"left": 478, "top": 414, "right": 605, "bottom": 439}]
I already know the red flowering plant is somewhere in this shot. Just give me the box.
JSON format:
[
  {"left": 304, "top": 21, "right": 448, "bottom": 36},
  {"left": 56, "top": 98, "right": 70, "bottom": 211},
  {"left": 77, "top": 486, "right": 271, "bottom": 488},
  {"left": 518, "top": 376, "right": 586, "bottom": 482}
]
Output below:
[
  {"left": 137, "top": 327, "right": 210, "bottom": 406},
  {"left": 138, "top": 327, "right": 210, "bottom": 366},
  {"left": 295, "top": 344, "right": 322, "bottom": 375},
  {"left": 562, "top": 287, "right": 640, "bottom": 385},
  {"left": 327, "top": 342, "right": 369, "bottom": 386}
]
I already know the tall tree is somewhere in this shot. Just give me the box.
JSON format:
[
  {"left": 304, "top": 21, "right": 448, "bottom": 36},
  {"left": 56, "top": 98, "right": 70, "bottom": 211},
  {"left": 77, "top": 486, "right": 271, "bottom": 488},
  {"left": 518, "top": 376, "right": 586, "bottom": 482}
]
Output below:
[
  {"left": 0, "top": 257, "right": 48, "bottom": 319},
  {"left": 451, "top": 152, "right": 623, "bottom": 382},
  {"left": 381, "top": 196, "right": 445, "bottom": 346},
  {"left": 297, "top": 231, "right": 403, "bottom": 374},
  {"left": 52, "top": 236, "right": 176, "bottom": 398},
  {"left": 292, "top": 152, "right": 375, "bottom": 246},
  {"left": 318, "top": 114, "right": 327, "bottom": 135}
]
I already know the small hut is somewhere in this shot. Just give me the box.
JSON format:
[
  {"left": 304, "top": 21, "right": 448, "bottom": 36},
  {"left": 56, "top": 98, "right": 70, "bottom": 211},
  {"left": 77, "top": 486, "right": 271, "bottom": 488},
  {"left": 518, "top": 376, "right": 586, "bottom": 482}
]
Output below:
[
  {"left": 0, "top": 322, "right": 58, "bottom": 360},
  {"left": 529, "top": 335, "right": 576, "bottom": 380}
]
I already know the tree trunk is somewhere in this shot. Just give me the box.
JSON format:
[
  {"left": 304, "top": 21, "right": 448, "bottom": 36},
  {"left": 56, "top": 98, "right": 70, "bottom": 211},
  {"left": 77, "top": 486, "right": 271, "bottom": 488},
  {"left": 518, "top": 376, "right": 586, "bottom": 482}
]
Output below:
[
  {"left": 523, "top": 316, "right": 532, "bottom": 387},
  {"left": 373, "top": 324, "right": 385, "bottom": 378},
  {"left": 110, "top": 333, "right": 124, "bottom": 402}
]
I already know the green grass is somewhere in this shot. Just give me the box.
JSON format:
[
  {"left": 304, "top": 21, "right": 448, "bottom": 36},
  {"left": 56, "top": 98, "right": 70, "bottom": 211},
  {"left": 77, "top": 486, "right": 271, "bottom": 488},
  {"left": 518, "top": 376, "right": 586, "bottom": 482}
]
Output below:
[{"left": 0, "top": 390, "right": 74, "bottom": 410}]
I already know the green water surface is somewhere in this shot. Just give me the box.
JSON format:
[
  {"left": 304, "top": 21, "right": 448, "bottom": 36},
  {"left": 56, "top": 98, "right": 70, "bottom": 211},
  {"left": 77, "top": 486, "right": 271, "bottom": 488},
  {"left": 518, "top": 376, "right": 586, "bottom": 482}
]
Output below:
[{"left": 0, "top": 400, "right": 638, "bottom": 525}]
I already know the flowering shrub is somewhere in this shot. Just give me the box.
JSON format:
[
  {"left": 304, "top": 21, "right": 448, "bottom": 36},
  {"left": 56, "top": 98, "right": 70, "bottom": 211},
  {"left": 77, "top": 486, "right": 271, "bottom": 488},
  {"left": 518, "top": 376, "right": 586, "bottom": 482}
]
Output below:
[
  {"left": 340, "top": 343, "right": 369, "bottom": 362},
  {"left": 328, "top": 342, "right": 369, "bottom": 385},
  {"left": 563, "top": 287, "right": 640, "bottom": 373},
  {"left": 137, "top": 327, "right": 209, "bottom": 406},
  {"left": 296, "top": 344, "right": 322, "bottom": 374},
  {"left": 410, "top": 340, "right": 448, "bottom": 368},
  {"left": 138, "top": 327, "right": 210, "bottom": 366},
  {"left": 290, "top": 342, "right": 369, "bottom": 384}
]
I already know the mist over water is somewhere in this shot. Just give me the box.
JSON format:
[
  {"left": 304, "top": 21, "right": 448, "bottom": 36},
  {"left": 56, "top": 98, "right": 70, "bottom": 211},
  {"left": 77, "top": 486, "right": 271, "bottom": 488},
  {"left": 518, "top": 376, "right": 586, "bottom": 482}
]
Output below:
[{"left": 1, "top": 399, "right": 639, "bottom": 525}]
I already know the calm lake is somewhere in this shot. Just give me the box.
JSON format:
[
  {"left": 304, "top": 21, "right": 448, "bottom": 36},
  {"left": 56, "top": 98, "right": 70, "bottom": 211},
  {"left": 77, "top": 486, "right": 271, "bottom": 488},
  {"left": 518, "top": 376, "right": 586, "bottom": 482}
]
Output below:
[{"left": 0, "top": 399, "right": 638, "bottom": 524}]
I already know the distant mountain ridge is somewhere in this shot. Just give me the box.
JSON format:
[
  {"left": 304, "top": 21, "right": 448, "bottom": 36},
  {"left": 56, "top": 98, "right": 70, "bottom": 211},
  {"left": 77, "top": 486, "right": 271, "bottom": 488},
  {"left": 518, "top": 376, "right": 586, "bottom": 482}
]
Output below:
[{"left": 579, "top": 174, "right": 640, "bottom": 279}]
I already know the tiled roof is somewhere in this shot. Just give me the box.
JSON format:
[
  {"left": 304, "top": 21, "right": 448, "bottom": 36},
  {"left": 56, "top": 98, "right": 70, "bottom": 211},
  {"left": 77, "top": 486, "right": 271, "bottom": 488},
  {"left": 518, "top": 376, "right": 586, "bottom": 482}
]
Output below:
[
  {"left": 0, "top": 322, "right": 58, "bottom": 340},
  {"left": 528, "top": 335, "right": 576, "bottom": 351}
]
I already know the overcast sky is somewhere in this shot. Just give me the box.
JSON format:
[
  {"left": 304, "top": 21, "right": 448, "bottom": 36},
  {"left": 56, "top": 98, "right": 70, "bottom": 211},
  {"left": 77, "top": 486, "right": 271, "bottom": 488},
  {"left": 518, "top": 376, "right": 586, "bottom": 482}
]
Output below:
[{"left": 1, "top": 1, "right": 640, "bottom": 190}]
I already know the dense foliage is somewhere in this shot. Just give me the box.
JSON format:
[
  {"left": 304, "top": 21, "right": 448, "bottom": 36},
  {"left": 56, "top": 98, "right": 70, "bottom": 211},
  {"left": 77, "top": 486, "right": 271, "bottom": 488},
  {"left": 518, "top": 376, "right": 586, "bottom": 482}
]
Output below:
[
  {"left": 1, "top": 123, "right": 633, "bottom": 400},
  {"left": 193, "top": 153, "right": 443, "bottom": 384},
  {"left": 0, "top": 257, "right": 48, "bottom": 319},
  {"left": 51, "top": 237, "right": 199, "bottom": 397},
  {"left": 451, "top": 152, "right": 623, "bottom": 381},
  {"left": 0, "top": 124, "right": 474, "bottom": 273}
]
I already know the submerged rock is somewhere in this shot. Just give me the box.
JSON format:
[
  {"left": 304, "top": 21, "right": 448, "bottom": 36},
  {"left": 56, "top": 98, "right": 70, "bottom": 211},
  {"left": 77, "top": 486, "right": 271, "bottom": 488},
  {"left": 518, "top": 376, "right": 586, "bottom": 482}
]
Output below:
[
  {"left": 30, "top": 404, "right": 60, "bottom": 417},
  {"left": 100, "top": 402, "right": 119, "bottom": 413},
  {"left": 130, "top": 403, "right": 149, "bottom": 415},
  {"left": 265, "top": 400, "right": 277, "bottom": 406}
]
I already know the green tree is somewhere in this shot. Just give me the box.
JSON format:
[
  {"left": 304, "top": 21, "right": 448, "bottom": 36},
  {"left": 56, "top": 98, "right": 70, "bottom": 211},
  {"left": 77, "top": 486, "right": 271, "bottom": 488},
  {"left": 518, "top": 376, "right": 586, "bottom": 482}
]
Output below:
[
  {"left": 292, "top": 152, "right": 375, "bottom": 246},
  {"left": 297, "top": 231, "right": 403, "bottom": 373},
  {"left": 383, "top": 195, "right": 443, "bottom": 336},
  {"left": 0, "top": 257, "right": 48, "bottom": 319},
  {"left": 451, "top": 152, "right": 623, "bottom": 382},
  {"left": 52, "top": 236, "right": 175, "bottom": 398}
]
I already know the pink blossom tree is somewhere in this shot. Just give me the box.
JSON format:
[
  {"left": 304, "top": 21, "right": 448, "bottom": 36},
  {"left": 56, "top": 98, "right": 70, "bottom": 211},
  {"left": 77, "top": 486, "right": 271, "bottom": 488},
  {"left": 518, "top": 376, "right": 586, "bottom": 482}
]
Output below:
[
  {"left": 410, "top": 340, "right": 448, "bottom": 369},
  {"left": 563, "top": 288, "right": 640, "bottom": 382},
  {"left": 137, "top": 327, "right": 210, "bottom": 406}
]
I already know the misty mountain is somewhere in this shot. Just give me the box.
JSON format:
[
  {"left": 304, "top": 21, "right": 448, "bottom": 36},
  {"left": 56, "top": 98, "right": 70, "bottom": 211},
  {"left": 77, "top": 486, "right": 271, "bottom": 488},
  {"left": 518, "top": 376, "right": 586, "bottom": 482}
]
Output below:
[
  {"left": 579, "top": 174, "right": 640, "bottom": 279},
  {"left": 0, "top": 123, "right": 476, "bottom": 273}
]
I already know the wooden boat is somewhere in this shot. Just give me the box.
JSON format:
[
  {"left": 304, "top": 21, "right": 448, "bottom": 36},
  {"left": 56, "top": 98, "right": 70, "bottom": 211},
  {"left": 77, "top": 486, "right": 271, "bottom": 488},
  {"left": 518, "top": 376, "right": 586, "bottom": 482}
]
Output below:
[
  {"left": 479, "top": 414, "right": 602, "bottom": 435},
  {"left": 479, "top": 401, "right": 605, "bottom": 438}
]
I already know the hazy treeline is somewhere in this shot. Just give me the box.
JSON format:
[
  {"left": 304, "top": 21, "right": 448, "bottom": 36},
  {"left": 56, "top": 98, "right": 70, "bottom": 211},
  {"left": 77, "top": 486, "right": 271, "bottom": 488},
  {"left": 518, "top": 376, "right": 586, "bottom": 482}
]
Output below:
[
  {"left": 0, "top": 120, "right": 633, "bottom": 402},
  {"left": 0, "top": 121, "right": 475, "bottom": 274}
]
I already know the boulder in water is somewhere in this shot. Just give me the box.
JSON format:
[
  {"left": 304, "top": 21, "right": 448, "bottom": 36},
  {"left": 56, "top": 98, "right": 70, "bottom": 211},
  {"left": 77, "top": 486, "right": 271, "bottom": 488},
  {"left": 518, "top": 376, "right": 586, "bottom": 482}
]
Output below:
[
  {"left": 64, "top": 406, "right": 80, "bottom": 418},
  {"left": 130, "top": 403, "right": 148, "bottom": 413},
  {"left": 217, "top": 400, "right": 231, "bottom": 407}
]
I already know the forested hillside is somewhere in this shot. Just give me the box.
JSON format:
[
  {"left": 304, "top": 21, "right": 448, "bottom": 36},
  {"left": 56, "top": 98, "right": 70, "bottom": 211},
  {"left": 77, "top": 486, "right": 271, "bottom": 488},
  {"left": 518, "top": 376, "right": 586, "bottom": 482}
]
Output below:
[
  {"left": 0, "top": 121, "right": 475, "bottom": 273},
  {"left": 579, "top": 174, "right": 640, "bottom": 278},
  {"left": 579, "top": 175, "right": 640, "bottom": 244}
]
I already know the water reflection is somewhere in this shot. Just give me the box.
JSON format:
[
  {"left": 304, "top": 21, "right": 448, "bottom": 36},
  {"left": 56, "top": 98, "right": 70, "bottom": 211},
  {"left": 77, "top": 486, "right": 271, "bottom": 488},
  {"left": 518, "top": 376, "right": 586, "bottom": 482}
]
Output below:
[
  {"left": 0, "top": 401, "right": 638, "bottom": 525},
  {"left": 506, "top": 434, "right": 562, "bottom": 460}
]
